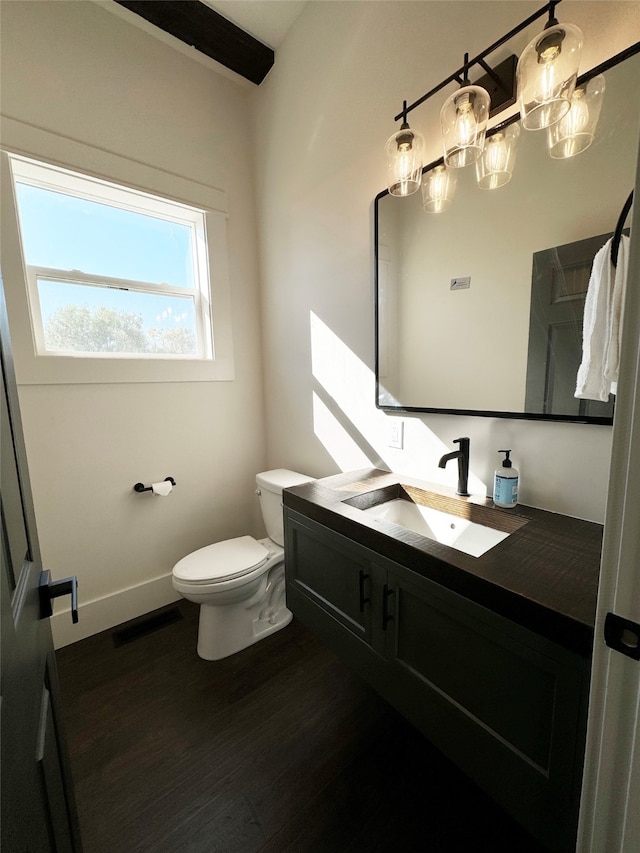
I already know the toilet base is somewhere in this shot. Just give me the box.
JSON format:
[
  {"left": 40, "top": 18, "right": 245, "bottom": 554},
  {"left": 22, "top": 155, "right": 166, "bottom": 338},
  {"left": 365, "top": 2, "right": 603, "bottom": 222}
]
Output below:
[{"left": 195, "top": 563, "right": 293, "bottom": 660}]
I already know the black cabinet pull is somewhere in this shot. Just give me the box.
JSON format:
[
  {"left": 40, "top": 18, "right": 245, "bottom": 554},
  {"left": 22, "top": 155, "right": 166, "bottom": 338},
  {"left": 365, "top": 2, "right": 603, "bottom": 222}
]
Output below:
[
  {"left": 39, "top": 570, "right": 79, "bottom": 624},
  {"left": 382, "top": 584, "right": 394, "bottom": 630},
  {"left": 358, "top": 570, "right": 370, "bottom": 613}
]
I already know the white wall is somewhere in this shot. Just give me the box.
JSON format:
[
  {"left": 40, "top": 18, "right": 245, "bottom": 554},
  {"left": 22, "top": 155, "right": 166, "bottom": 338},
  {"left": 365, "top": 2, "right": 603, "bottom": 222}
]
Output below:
[
  {"left": 253, "top": 0, "right": 640, "bottom": 522},
  {"left": 0, "top": 0, "right": 268, "bottom": 645}
]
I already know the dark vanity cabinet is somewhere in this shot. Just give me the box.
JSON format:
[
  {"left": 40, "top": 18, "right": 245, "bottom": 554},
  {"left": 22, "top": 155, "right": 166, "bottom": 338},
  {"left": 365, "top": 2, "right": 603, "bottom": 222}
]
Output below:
[{"left": 285, "top": 508, "right": 591, "bottom": 853}]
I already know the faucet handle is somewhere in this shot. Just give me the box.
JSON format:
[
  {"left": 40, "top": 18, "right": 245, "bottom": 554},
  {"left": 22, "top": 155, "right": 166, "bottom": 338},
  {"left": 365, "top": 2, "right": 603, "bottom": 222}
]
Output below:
[{"left": 454, "top": 436, "right": 470, "bottom": 447}]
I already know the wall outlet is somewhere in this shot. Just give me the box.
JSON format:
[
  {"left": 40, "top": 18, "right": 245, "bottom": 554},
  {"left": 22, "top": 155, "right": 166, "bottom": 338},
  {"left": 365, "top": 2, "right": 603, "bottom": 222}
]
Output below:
[{"left": 388, "top": 419, "right": 404, "bottom": 449}]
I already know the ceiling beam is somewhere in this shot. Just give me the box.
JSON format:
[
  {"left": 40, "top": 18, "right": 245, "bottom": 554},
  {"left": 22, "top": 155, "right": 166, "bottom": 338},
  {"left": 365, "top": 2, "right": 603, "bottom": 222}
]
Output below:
[{"left": 114, "top": 0, "right": 274, "bottom": 85}]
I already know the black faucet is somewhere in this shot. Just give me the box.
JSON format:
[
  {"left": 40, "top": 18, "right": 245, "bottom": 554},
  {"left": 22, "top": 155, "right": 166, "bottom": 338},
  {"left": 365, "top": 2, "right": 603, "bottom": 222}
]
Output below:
[{"left": 438, "top": 437, "right": 470, "bottom": 497}]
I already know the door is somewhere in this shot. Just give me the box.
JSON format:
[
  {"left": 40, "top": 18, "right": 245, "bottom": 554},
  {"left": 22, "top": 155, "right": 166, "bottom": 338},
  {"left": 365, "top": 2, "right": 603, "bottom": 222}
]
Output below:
[
  {"left": 524, "top": 232, "right": 617, "bottom": 420},
  {"left": 0, "top": 271, "right": 82, "bottom": 852},
  {"left": 577, "top": 157, "right": 640, "bottom": 852}
]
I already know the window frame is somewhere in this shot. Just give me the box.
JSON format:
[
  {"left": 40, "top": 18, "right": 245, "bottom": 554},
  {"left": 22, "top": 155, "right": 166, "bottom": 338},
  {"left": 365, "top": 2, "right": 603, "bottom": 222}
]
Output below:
[
  {"left": 13, "top": 155, "right": 214, "bottom": 361},
  {"left": 0, "top": 136, "right": 234, "bottom": 385}
]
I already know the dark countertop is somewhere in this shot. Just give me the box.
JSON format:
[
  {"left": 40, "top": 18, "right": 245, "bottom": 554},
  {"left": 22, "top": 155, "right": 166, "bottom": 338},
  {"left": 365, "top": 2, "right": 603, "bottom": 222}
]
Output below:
[{"left": 283, "top": 468, "right": 603, "bottom": 657}]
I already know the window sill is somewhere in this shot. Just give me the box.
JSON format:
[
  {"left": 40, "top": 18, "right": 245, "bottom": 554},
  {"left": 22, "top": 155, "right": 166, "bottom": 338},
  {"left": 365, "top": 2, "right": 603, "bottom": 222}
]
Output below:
[{"left": 13, "top": 354, "right": 234, "bottom": 385}]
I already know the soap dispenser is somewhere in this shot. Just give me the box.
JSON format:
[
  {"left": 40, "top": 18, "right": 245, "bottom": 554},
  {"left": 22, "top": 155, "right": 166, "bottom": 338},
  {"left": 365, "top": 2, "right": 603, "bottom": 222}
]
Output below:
[{"left": 493, "top": 450, "right": 519, "bottom": 508}]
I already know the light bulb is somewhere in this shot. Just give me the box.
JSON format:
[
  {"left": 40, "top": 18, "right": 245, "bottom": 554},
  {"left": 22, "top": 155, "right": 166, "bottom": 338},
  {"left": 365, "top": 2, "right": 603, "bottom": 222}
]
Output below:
[
  {"left": 422, "top": 164, "right": 457, "bottom": 212},
  {"left": 517, "top": 22, "right": 583, "bottom": 130},
  {"left": 454, "top": 93, "right": 476, "bottom": 148},
  {"left": 397, "top": 134, "right": 416, "bottom": 194},
  {"left": 484, "top": 132, "right": 508, "bottom": 173},
  {"left": 385, "top": 123, "right": 425, "bottom": 196},
  {"left": 476, "top": 123, "right": 520, "bottom": 190},
  {"left": 431, "top": 166, "right": 448, "bottom": 206},
  {"left": 537, "top": 61, "right": 558, "bottom": 105},
  {"left": 560, "top": 88, "right": 589, "bottom": 136},
  {"left": 441, "top": 85, "right": 490, "bottom": 168},
  {"left": 547, "top": 74, "right": 605, "bottom": 159},
  {"left": 534, "top": 29, "right": 564, "bottom": 102}
]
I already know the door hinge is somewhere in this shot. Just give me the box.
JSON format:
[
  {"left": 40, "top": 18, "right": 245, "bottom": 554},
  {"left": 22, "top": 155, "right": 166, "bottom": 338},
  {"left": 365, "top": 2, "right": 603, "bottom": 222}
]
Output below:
[{"left": 604, "top": 612, "right": 640, "bottom": 661}]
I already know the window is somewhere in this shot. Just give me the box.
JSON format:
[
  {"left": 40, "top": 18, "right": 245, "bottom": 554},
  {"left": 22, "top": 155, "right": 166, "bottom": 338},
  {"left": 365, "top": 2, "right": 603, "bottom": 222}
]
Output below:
[
  {"left": 11, "top": 157, "right": 212, "bottom": 360},
  {"left": 1, "top": 146, "right": 233, "bottom": 384}
]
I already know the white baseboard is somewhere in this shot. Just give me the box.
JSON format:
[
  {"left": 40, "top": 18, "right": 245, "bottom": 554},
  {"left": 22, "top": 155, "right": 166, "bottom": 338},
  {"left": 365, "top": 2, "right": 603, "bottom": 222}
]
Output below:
[{"left": 52, "top": 573, "right": 181, "bottom": 649}]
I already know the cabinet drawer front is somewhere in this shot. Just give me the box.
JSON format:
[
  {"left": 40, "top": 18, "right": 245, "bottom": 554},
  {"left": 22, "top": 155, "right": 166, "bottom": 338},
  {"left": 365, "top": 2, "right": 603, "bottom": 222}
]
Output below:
[
  {"left": 395, "top": 584, "right": 558, "bottom": 770},
  {"left": 286, "top": 516, "right": 372, "bottom": 641}
]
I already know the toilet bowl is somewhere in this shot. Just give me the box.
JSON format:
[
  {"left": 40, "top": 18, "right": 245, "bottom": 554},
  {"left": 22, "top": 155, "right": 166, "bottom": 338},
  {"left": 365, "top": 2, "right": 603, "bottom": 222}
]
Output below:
[{"left": 172, "top": 469, "right": 312, "bottom": 660}]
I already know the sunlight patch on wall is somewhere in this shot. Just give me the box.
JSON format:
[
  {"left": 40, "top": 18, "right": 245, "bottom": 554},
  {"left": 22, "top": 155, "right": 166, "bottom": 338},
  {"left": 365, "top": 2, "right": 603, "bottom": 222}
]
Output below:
[
  {"left": 310, "top": 311, "right": 385, "bottom": 432},
  {"left": 312, "top": 392, "right": 372, "bottom": 472},
  {"left": 309, "top": 310, "right": 484, "bottom": 491}
]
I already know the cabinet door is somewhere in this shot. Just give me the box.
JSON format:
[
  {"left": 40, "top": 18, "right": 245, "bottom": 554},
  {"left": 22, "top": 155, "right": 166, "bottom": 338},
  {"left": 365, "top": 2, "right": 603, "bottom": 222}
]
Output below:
[
  {"left": 285, "top": 511, "right": 376, "bottom": 645},
  {"left": 383, "top": 565, "right": 589, "bottom": 853}
]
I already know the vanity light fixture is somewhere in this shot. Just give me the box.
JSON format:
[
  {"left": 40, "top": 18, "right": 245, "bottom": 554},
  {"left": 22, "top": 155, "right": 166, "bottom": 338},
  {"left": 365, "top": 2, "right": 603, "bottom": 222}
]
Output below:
[
  {"left": 385, "top": 1, "right": 585, "bottom": 201},
  {"left": 385, "top": 101, "right": 426, "bottom": 196},
  {"left": 517, "top": 1, "right": 583, "bottom": 130},
  {"left": 421, "top": 164, "right": 457, "bottom": 212},
  {"left": 547, "top": 74, "right": 605, "bottom": 158},
  {"left": 476, "top": 123, "right": 521, "bottom": 189},
  {"left": 441, "top": 55, "right": 491, "bottom": 168}
]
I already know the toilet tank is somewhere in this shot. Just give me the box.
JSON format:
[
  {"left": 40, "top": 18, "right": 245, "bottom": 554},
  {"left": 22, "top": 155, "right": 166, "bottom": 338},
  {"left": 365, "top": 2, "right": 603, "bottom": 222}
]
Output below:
[{"left": 256, "top": 469, "right": 313, "bottom": 546}]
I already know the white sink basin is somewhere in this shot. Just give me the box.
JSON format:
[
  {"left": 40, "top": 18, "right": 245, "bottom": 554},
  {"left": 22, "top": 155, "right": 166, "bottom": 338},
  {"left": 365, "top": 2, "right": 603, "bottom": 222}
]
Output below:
[{"left": 358, "top": 497, "right": 511, "bottom": 558}]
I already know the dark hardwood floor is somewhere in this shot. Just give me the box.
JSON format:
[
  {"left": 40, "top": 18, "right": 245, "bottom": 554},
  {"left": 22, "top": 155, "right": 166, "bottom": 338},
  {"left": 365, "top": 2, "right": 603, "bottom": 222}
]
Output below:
[{"left": 56, "top": 602, "right": 547, "bottom": 853}]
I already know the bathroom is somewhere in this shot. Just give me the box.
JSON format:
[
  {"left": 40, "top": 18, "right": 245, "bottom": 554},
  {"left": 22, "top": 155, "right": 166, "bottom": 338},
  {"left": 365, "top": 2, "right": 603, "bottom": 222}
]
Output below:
[{"left": 1, "top": 0, "right": 639, "bottom": 850}]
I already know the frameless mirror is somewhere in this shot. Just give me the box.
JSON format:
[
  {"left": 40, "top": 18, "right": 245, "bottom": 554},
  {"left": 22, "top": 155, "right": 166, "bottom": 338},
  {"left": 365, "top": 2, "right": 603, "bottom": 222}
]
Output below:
[{"left": 375, "top": 49, "right": 640, "bottom": 423}]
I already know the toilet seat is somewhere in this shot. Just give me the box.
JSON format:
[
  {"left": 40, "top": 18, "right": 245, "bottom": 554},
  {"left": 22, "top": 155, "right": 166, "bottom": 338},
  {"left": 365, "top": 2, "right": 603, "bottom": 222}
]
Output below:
[{"left": 172, "top": 535, "right": 269, "bottom": 584}]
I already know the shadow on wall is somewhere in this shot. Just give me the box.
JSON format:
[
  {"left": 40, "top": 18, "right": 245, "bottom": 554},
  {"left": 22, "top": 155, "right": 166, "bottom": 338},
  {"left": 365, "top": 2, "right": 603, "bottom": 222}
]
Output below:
[{"left": 309, "top": 311, "right": 487, "bottom": 495}]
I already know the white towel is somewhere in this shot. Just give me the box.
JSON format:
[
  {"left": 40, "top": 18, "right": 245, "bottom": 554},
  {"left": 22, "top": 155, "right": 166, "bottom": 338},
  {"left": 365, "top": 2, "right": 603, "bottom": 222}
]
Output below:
[
  {"left": 604, "top": 234, "right": 630, "bottom": 395},
  {"left": 575, "top": 235, "right": 629, "bottom": 402}
]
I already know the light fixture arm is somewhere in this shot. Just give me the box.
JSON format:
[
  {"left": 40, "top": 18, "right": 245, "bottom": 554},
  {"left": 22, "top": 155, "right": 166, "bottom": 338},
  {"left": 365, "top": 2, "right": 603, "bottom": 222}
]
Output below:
[
  {"left": 546, "top": 1, "right": 560, "bottom": 28},
  {"left": 476, "top": 58, "right": 510, "bottom": 96},
  {"left": 393, "top": 0, "right": 563, "bottom": 123},
  {"left": 400, "top": 100, "right": 409, "bottom": 128},
  {"left": 457, "top": 53, "right": 471, "bottom": 87}
]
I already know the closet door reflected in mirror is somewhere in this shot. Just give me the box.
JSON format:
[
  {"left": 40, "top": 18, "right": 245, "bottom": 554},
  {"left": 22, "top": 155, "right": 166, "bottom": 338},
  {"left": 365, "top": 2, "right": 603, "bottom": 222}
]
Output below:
[{"left": 525, "top": 232, "right": 620, "bottom": 420}]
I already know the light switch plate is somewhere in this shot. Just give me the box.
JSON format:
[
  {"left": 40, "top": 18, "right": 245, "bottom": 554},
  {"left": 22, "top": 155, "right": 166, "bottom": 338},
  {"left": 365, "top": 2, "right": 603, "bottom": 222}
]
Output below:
[{"left": 388, "top": 419, "right": 404, "bottom": 449}]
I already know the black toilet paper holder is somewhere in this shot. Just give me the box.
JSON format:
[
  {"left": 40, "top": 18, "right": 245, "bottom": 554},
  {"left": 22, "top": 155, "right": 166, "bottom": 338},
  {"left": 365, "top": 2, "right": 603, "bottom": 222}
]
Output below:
[{"left": 133, "top": 477, "right": 176, "bottom": 493}]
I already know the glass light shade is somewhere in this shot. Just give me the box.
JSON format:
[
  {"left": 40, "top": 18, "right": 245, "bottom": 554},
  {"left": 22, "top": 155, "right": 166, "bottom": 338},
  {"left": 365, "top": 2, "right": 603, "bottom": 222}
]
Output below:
[
  {"left": 421, "top": 164, "right": 457, "bottom": 212},
  {"left": 547, "top": 74, "right": 605, "bottom": 159},
  {"left": 517, "top": 22, "right": 583, "bottom": 130},
  {"left": 440, "top": 85, "right": 490, "bottom": 168},
  {"left": 385, "top": 123, "right": 425, "bottom": 196},
  {"left": 476, "top": 123, "right": 521, "bottom": 190}
]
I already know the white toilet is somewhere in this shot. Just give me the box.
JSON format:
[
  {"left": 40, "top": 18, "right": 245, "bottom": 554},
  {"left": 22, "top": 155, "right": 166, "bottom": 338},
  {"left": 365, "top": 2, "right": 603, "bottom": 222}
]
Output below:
[{"left": 172, "top": 469, "right": 313, "bottom": 660}]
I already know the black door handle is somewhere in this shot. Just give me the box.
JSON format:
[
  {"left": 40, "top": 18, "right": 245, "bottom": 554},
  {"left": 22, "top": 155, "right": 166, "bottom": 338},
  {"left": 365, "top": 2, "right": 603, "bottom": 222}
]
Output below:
[
  {"left": 604, "top": 612, "right": 640, "bottom": 660},
  {"left": 39, "top": 570, "right": 79, "bottom": 623}
]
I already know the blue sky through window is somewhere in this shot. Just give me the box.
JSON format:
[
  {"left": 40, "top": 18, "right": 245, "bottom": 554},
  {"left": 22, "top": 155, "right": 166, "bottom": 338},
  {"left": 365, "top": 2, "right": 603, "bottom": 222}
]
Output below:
[{"left": 15, "top": 183, "right": 194, "bottom": 288}]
